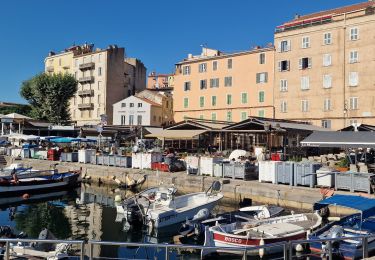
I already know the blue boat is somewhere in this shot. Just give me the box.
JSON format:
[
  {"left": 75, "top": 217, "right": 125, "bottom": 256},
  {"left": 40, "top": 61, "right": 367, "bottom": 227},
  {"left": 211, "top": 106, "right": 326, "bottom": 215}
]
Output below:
[{"left": 309, "top": 195, "right": 375, "bottom": 260}]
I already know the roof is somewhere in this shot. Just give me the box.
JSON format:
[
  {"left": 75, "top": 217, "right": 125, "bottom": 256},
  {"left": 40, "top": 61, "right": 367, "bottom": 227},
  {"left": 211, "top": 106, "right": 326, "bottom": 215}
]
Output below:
[
  {"left": 284, "top": 1, "right": 374, "bottom": 24},
  {"left": 224, "top": 117, "right": 327, "bottom": 132},
  {"left": 301, "top": 131, "right": 375, "bottom": 148},
  {"left": 166, "top": 118, "right": 230, "bottom": 130},
  {"left": 145, "top": 128, "right": 206, "bottom": 139},
  {"left": 27, "top": 121, "right": 52, "bottom": 128},
  {"left": 136, "top": 97, "right": 162, "bottom": 107},
  {"left": 314, "top": 195, "right": 375, "bottom": 219},
  {"left": 4, "top": 113, "right": 31, "bottom": 120},
  {"left": 340, "top": 124, "right": 375, "bottom": 132}
]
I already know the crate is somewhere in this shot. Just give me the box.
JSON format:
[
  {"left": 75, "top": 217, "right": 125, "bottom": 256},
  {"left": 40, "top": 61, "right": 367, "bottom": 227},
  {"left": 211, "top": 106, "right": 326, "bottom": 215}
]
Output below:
[
  {"left": 90, "top": 155, "right": 97, "bottom": 165},
  {"left": 115, "top": 156, "right": 131, "bottom": 167},
  {"left": 199, "top": 157, "right": 223, "bottom": 176},
  {"left": 185, "top": 156, "right": 199, "bottom": 175},
  {"left": 352, "top": 173, "right": 374, "bottom": 194},
  {"left": 223, "top": 163, "right": 235, "bottom": 178},
  {"left": 275, "top": 161, "right": 294, "bottom": 185},
  {"left": 316, "top": 167, "right": 335, "bottom": 188},
  {"left": 213, "top": 163, "right": 224, "bottom": 178},
  {"left": 97, "top": 155, "right": 104, "bottom": 165},
  {"left": 335, "top": 172, "right": 352, "bottom": 191},
  {"left": 293, "top": 162, "right": 321, "bottom": 188},
  {"left": 108, "top": 156, "right": 116, "bottom": 166},
  {"left": 258, "top": 161, "right": 278, "bottom": 183}
]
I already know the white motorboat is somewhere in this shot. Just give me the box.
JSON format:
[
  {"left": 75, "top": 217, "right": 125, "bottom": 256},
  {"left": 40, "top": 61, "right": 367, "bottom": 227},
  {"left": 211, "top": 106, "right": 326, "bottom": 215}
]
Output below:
[
  {"left": 202, "top": 212, "right": 322, "bottom": 257},
  {"left": 0, "top": 163, "right": 55, "bottom": 180}
]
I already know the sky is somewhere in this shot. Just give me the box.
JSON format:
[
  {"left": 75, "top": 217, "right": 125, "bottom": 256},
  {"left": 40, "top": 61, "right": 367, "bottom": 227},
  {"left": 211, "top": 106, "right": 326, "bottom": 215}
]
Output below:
[{"left": 0, "top": 0, "right": 362, "bottom": 103}]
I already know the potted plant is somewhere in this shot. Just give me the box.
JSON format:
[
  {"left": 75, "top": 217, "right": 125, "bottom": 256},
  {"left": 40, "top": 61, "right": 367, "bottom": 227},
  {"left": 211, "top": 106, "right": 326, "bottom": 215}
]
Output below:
[{"left": 335, "top": 157, "right": 349, "bottom": 172}]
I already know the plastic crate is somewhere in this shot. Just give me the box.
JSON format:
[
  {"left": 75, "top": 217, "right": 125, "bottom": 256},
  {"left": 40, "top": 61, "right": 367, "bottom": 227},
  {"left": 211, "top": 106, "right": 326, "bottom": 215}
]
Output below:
[
  {"left": 293, "top": 162, "right": 321, "bottom": 188},
  {"left": 275, "top": 161, "right": 294, "bottom": 185},
  {"left": 213, "top": 163, "right": 224, "bottom": 178}
]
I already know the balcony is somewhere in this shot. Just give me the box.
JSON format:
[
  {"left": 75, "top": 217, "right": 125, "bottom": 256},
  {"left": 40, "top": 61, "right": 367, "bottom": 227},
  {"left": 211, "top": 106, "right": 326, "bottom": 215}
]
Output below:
[
  {"left": 78, "top": 76, "right": 94, "bottom": 83},
  {"left": 78, "top": 103, "right": 94, "bottom": 109},
  {"left": 79, "top": 62, "right": 95, "bottom": 70},
  {"left": 46, "top": 66, "right": 54, "bottom": 72},
  {"left": 78, "top": 89, "right": 94, "bottom": 96}
]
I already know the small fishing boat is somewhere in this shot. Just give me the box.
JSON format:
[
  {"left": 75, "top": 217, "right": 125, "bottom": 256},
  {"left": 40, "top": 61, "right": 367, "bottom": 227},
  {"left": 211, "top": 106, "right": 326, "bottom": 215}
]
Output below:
[
  {"left": 0, "top": 163, "right": 54, "bottom": 180},
  {"left": 310, "top": 195, "right": 375, "bottom": 260},
  {"left": 202, "top": 211, "right": 322, "bottom": 257},
  {"left": 179, "top": 205, "right": 284, "bottom": 240},
  {"left": 0, "top": 170, "right": 81, "bottom": 197}
]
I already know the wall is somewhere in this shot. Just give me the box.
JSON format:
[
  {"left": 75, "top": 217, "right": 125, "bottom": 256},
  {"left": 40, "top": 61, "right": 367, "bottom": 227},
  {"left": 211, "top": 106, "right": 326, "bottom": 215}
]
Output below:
[{"left": 112, "top": 96, "right": 152, "bottom": 126}]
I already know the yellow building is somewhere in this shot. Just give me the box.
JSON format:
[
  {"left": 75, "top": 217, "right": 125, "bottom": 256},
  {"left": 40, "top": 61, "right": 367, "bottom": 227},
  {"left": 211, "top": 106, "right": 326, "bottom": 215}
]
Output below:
[
  {"left": 274, "top": 1, "right": 375, "bottom": 130},
  {"left": 173, "top": 46, "right": 275, "bottom": 122}
]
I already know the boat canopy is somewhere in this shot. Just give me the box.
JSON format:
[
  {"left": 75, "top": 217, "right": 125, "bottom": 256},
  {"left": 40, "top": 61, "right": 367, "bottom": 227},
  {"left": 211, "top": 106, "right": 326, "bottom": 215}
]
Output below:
[
  {"left": 301, "top": 131, "right": 375, "bottom": 148},
  {"left": 314, "top": 195, "right": 375, "bottom": 219}
]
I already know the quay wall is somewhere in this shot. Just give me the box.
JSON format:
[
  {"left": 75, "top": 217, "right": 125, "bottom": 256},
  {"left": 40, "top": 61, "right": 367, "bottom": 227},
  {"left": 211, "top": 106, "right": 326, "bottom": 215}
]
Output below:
[{"left": 9, "top": 157, "right": 359, "bottom": 215}]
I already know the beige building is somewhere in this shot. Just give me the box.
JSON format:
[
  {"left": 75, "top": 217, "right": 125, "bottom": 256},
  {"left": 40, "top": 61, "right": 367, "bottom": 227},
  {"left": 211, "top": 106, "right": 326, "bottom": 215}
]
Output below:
[
  {"left": 173, "top": 46, "right": 275, "bottom": 122},
  {"left": 274, "top": 1, "right": 375, "bottom": 130},
  {"left": 45, "top": 44, "right": 146, "bottom": 126},
  {"left": 147, "top": 72, "right": 174, "bottom": 90}
]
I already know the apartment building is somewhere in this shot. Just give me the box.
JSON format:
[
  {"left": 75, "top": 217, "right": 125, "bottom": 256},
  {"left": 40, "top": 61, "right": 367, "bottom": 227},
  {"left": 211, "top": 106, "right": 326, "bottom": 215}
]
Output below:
[
  {"left": 147, "top": 72, "right": 174, "bottom": 90},
  {"left": 44, "top": 44, "right": 146, "bottom": 126},
  {"left": 173, "top": 46, "right": 274, "bottom": 122},
  {"left": 274, "top": 1, "right": 375, "bottom": 130},
  {"left": 113, "top": 89, "right": 173, "bottom": 126}
]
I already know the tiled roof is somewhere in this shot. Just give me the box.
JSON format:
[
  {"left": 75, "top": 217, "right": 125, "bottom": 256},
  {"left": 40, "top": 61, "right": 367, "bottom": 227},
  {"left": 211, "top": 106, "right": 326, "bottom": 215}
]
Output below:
[
  {"left": 284, "top": 1, "right": 374, "bottom": 24},
  {"left": 136, "top": 97, "right": 162, "bottom": 107}
]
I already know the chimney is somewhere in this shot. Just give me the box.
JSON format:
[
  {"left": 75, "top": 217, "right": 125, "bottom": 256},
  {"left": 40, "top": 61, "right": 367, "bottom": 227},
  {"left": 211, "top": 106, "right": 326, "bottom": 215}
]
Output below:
[{"left": 294, "top": 13, "right": 301, "bottom": 19}]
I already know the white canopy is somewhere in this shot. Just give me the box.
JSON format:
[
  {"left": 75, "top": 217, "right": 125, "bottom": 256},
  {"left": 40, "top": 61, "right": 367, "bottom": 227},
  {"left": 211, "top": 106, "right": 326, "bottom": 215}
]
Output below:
[
  {"left": 5, "top": 133, "right": 39, "bottom": 141},
  {"left": 4, "top": 113, "right": 31, "bottom": 120}
]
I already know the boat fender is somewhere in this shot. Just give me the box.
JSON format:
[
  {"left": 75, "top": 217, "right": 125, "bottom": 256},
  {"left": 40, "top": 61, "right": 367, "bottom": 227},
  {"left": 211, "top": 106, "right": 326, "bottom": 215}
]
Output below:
[
  {"left": 259, "top": 238, "right": 265, "bottom": 258},
  {"left": 327, "top": 217, "right": 341, "bottom": 222},
  {"left": 295, "top": 244, "right": 304, "bottom": 252},
  {"left": 22, "top": 193, "right": 30, "bottom": 200}
]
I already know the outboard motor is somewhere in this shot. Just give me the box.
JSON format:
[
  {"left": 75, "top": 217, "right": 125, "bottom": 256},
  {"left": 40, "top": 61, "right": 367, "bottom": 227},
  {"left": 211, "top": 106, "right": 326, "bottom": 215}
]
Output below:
[
  {"left": 126, "top": 204, "right": 144, "bottom": 226},
  {"left": 34, "top": 228, "right": 57, "bottom": 252}
]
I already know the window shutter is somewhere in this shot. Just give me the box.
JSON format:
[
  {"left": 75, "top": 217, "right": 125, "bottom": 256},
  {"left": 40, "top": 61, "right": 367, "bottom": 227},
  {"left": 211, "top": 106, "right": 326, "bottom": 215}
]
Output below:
[
  {"left": 287, "top": 40, "right": 291, "bottom": 51},
  {"left": 287, "top": 61, "right": 290, "bottom": 71},
  {"left": 256, "top": 73, "right": 260, "bottom": 83},
  {"left": 298, "top": 59, "right": 302, "bottom": 70},
  {"left": 277, "top": 41, "right": 281, "bottom": 52},
  {"left": 278, "top": 61, "right": 281, "bottom": 72},
  {"left": 308, "top": 58, "right": 312, "bottom": 68},
  {"left": 265, "top": 72, "right": 268, "bottom": 83}
]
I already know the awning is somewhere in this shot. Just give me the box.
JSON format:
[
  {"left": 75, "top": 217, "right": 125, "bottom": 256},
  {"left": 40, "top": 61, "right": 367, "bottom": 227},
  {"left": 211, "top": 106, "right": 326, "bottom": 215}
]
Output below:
[
  {"left": 314, "top": 195, "right": 375, "bottom": 219},
  {"left": 145, "top": 128, "right": 206, "bottom": 139},
  {"left": 301, "top": 131, "right": 375, "bottom": 148}
]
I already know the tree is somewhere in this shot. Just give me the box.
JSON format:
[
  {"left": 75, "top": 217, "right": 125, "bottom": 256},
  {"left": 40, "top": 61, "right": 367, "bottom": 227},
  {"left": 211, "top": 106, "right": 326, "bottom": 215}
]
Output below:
[
  {"left": 0, "top": 104, "right": 32, "bottom": 117},
  {"left": 20, "top": 73, "right": 77, "bottom": 124}
]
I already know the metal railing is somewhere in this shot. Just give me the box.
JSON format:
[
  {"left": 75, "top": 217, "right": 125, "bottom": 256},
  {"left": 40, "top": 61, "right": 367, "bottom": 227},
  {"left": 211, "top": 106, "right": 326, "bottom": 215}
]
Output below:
[{"left": 0, "top": 234, "right": 374, "bottom": 260}]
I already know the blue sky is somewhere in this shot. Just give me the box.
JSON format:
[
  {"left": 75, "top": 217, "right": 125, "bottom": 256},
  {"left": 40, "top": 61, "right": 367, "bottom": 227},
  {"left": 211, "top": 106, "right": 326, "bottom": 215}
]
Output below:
[{"left": 0, "top": 0, "right": 362, "bottom": 103}]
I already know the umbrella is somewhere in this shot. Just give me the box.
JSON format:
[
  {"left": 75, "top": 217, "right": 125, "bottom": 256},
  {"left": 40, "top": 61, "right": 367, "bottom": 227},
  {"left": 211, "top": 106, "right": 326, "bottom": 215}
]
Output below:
[{"left": 50, "top": 137, "right": 81, "bottom": 143}]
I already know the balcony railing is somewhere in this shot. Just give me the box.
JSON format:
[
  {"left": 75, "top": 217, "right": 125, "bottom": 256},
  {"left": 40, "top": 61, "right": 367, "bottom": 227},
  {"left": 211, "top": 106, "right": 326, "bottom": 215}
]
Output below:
[
  {"left": 78, "top": 76, "right": 94, "bottom": 83},
  {"left": 46, "top": 66, "right": 54, "bottom": 72},
  {"left": 78, "top": 89, "right": 94, "bottom": 96},
  {"left": 78, "top": 103, "right": 94, "bottom": 109},
  {"left": 79, "top": 62, "right": 95, "bottom": 70}
]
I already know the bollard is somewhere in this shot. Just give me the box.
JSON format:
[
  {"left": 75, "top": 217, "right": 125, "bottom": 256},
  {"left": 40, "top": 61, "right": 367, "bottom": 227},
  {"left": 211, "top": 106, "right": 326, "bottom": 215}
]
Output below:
[{"left": 362, "top": 237, "right": 369, "bottom": 258}]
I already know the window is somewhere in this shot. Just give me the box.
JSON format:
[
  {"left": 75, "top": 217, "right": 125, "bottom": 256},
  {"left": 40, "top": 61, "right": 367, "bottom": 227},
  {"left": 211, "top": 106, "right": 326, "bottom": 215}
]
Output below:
[
  {"left": 241, "top": 111, "right": 247, "bottom": 121},
  {"left": 211, "top": 96, "right": 217, "bottom": 106},
  {"left": 153, "top": 115, "right": 157, "bottom": 122},
  {"left": 281, "top": 101, "right": 287, "bottom": 113},
  {"left": 98, "top": 54, "right": 102, "bottom": 63},
  {"left": 199, "top": 115, "right": 204, "bottom": 119},
  {"left": 299, "top": 57, "right": 312, "bottom": 69},
  {"left": 349, "top": 97, "right": 358, "bottom": 110},
  {"left": 121, "top": 115, "right": 126, "bottom": 125},
  {"left": 350, "top": 27, "right": 359, "bottom": 41},
  {"left": 259, "top": 53, "right": 266, "bottom": 64},
  {"left": 324, "top": 98, "right": 331, "bottom": 111},
  {"left": 121, "top": 103, "right": 126, "bottom": 108},
  {"left": 323, "top": 54, "right": 332, "bottom": 67},
  {"left": 226, "top": 94, "right": 232, "bottom": 105},
  {"left": 279, "top": 40, "right": 291, "bottom": 52},
  {"left": 301, "top": 36, "right": 310, "bottom": 48},
  {"left": 138, "top": 103, "right": 142, "bottom": 108},
  {"left": 349, "top": 119, "right": 358, "bottom": 125},
  {"left": 210, "top": 78, "right": 219, "bottom": 88},
  {"left": 224, "top": 76, "right": 232, "bottom": 87},
  {"left": 256, "top": 72, "right": 268, "bottom": 83},
  {"left": 74, "top": 59, "right": 78, "bottom": 67},
  {"left": 259, "top": 91, "right": 265, "bottom": 102},
  {"left": 213, "top": 61, "right": 218, "bottom": 71},
  {"left": 227, "top": 59, "right": 232, "bottom": 69},
  {"left": 323, "top": 75, "right": 332, "bottom": 89},
  {"left": 97, "top": 108, "right": 100, "bottom": 118},
  {"left": 129, "top": 115, "right": 134, "bottom": 125},
  {"left": 199, "top": 96, "right": 205, "bottom": 107},
  {"left": 97, "top": 94, "right": 101, "bottom": 104},
  {"left": 301, "top": 100, "right": 309, "bottom": 112},
  {"left": 137, "top": 115, "right": 142, "bottom": 125},
  {"left": 258, "top": 110, "right": 265, "bottom": 118},
  {"left": 97, "top": 81, "right": 102, "bottom": 90},
  {"left": 198, "top": 63, "right": 207, "bottom": 73},
  {"left": 324, "top": 32, "right": 332, "bottom": 45},
  {"left": 321, "top": 120, "right": 331, "bottom": 129},
  {"left": 349, "top": 72, "right": 359, "bottom": 87},
  {"left": 211, "top": 113, "right": 217, "bottom": 121},
  {"left": 241, "top": 93, "right": 248, "bottom": 104},
  {"left": 200, "top": 79, "right": 207, "bottom": 89},
  {"left": 227, "top": 111, "right": 232, "bottom": 122},
  {"left": 184, "top": 81, "right": 191, "bottom": 91},
  {"left": 278, "top": 60, "right": 290, "bottom": 71},
  {"left": 98, "top": 67, "right": 102, "bottom": 76},
  {"left": 280, "top": 79, "right": 288, "bottom": 92},
  {"left": 349, "top": 51, "right": 359, "bottom": 63},
  {"left": 183, "top": 97, "right": 189, "bottom": 108},
  {"left": 183, "top": 65, "right": 191, "bottom": 75},
  {"left": 301, "top": 76, "right": 310, "bottom": 90},
  {"left": 130, "top": 103, "right": 134, "bottom": 107}
]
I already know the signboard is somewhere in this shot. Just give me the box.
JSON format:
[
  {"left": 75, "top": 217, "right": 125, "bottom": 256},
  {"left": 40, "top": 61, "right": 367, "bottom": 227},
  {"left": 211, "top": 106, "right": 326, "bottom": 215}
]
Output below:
[
  {"left": 1, "top": 118, "right": 13, "bottom": 123},
  {"left": 50, "top": 125, "right": 75, "bottom": 131}
]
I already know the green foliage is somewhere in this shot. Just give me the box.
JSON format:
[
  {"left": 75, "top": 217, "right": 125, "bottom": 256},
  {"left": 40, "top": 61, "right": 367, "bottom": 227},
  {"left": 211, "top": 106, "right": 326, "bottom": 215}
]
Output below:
[
  {"left": 20, "top": 73, "right": 78, "bottom": 124},
  {"left": 337, "top": 157, "right": 349, "bottom": 167},
  {"left": 14, "top": 203, "right": 72, "bottom": 239},
  {"left": 0, "top": 104, "right": 32, "bottom": 117}
]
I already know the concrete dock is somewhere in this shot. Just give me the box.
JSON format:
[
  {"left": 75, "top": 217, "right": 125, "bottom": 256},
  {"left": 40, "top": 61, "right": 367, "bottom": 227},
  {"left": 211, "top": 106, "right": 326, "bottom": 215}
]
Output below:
[{"left": 9, "top": 157, "right": 365, "bottom": 214}]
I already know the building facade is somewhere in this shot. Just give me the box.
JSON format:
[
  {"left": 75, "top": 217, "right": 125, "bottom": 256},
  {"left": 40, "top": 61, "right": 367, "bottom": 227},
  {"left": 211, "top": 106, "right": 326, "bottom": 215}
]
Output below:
[
  {"left": 274, "top": 1, "right": 375, "bottom": 130},
  {"left": 147, "top": 72, "right": 174, "bottom": 90},
  {"left": 113, "top": 90, "right": 173, "bottom": 126},
  {"left": 173, "top": 46, "right": 275, "bottom": 123},
  {"left": 44, "top": 44, "right": 146, "bottom": 126}
]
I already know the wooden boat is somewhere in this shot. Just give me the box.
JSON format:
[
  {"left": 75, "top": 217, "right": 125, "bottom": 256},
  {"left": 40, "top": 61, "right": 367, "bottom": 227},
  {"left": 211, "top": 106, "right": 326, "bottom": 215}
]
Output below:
[
  {"left": 0, "top": 163, "right": 55, "bottom": 180},
  {"left": 309, "top": 195, "right": 375, "bottom": 260},
  {"left": 0, "top": 170, "right": 81, "bottom": 197},
  {"left": 202, "top": 212, "right": 322, "bottom": 257}
]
